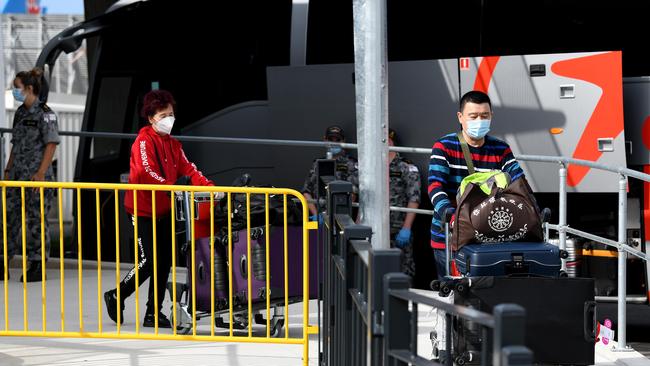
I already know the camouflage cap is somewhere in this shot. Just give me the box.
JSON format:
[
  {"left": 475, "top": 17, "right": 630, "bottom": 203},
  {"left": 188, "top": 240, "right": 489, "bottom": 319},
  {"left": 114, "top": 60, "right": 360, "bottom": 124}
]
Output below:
[{"left": 325, "top": 125, "right": 345, "bottom": 141}]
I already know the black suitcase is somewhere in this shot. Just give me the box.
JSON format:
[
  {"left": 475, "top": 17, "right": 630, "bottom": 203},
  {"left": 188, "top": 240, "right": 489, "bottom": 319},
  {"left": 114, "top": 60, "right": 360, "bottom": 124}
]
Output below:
[{"left": 453, "top": 276, "right": 596, "bottom": 365}]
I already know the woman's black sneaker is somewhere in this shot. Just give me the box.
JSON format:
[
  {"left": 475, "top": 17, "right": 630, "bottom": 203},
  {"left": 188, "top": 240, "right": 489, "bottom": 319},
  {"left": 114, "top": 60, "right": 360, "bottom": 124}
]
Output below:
[
  {"left": 143, "top": 312, "right": 172, "bottom": 328},
  {"left": 104, "top": 289, "right": 125, "bottom": 324}
]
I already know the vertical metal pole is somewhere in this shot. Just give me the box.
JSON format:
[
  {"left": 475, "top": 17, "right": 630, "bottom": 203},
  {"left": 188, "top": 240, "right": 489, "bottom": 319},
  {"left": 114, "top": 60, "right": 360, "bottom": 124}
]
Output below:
[
  {"left": 616, "top": 175, "right": 629, "bottom": 351},
  {"left": 0, "top": 134, "right": 4, "bottom": 174},
  {"left": 353, "top": 0, "right": 390, "bottom": 249},
  {"left": 641, "top": 165, "right": 650, "bottom": 314},
  {"left": 290, "top": 0, "right": 309, "bottom": 66},
  {"left": 0, "top": 14, "right": 7, "bottom": 167},
  {"left": 558, "top": 163, "right": 567, "bottom": 272},
  {"left": 445, "top": 313, "right": 453, "bottom": 366},
  {"left": 445, "top": 222, "right": 451, "bottom": 277}
]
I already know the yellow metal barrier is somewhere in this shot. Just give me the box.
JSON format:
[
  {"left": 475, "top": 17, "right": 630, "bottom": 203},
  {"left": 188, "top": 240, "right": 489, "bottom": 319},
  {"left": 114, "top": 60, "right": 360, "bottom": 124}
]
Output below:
[{"left": 0, "top": 180, "right": 317, "bottom": 365}]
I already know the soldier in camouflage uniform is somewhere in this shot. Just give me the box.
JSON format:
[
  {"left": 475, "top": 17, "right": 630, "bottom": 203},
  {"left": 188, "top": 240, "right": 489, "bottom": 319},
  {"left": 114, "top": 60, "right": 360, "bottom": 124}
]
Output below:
[
  {"left": 1, "top": 68, "right": 59, "bottom": 282},
  {"left": 388, "top": 129, "right": 421, "bottom": 277},
  {"left": 302, "top": 126, "right": 359, "bottom": 219}
]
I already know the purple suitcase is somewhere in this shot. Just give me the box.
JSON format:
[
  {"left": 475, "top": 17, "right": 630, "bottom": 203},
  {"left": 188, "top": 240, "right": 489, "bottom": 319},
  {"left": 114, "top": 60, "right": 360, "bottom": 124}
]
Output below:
[
  {"left": 266, "top": 225, "right": 319, "bottom": 300},
  {"left": 189, "top": 227, "right": 267, "bottom": 313},
  {"left": 188, "top": 224, "right": 320, "bottom": 313}
]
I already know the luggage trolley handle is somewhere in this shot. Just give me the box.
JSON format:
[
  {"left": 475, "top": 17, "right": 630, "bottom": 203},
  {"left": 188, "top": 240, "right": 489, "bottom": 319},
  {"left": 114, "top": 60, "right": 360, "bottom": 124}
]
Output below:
[
  {"left": 442, "top": 207, "right": 455, "bottom": 278},
  {"left": 175, "top": 191, "right": 220, "bottom": 251},
  {"left": 177, "top": 191, "right": 193, "bottom": 250}
]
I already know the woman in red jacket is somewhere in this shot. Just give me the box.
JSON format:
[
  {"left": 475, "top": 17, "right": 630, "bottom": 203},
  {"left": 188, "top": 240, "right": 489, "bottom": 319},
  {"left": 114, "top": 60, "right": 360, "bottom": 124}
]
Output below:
[{"left": 104, "top": 89, "right": 215, "bottom": 328}]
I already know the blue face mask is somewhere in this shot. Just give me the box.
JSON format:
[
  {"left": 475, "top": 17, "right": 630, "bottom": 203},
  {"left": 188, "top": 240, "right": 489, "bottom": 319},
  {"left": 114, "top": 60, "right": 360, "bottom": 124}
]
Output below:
[
  {"left": 328, "top": 146, "right": 343, "bottom": 156},
  {"left": 465, "top": 119, "right": 491, "bottom": 139},
  {"left": 12, "top": 88, "right": 25, "bottom": 102}
]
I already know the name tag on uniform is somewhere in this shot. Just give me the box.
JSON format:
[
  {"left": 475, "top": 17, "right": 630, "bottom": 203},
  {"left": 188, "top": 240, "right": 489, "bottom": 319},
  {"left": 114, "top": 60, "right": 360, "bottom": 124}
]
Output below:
[
  {"left": 390, "top": 171, "right": 401, "bottom": 178},
  {"left": 336, "top": 164, "right": 348, "bottom": 172},
  {"left": 22, "top": 120, "right": 38, "bottom": 127}
]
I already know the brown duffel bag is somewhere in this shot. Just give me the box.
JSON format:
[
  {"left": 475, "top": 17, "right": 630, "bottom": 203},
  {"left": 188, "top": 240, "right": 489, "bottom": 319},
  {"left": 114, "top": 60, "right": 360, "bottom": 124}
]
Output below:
[{"left": 451, "top": 171, "right": 543, "bottom": 251}]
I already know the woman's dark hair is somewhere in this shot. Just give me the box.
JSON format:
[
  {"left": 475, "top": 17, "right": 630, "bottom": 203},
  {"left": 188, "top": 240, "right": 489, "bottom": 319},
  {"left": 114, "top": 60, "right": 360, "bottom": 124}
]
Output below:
[
  {"left": 141, "top": 89, "right": 176, "bottom": 118},
  {"left": 459, "top": 90, "right": 492, "bottom": 112},
  {"left": 15, "top": 67, "right": 44, "bottom": 96}
]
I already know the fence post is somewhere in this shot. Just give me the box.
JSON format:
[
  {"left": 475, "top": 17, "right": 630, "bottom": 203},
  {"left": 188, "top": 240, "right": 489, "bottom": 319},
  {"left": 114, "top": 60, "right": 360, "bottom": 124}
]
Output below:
[
  {"left": 558, "top": 163, "right": 567, "bottom": 272},
  {"left": 323, "top": 180, "right": 353, "bottom": 366},
  {"left": 383, "top": 272, "right": 412, "bottom": 366},
  {"left": 500, "top": 346, "right": 534, "bottom": 366},
  {"left": 0, "top": 133, "right": 4, "bottom": 172},
  {"left": 344, "top": 227, "right": 372, "bottom": 366},
  {"left": 368, "top": 248, "right": 401, "bottom": 365},
  {"left": 615, "top": 174, "right": 630, "bottom": 351},
  {"left": 492, "top": 304, "right": 532, "bottom": 366},
  {"left": 326, "top": 180, "right": 353, "bottom": 235}
]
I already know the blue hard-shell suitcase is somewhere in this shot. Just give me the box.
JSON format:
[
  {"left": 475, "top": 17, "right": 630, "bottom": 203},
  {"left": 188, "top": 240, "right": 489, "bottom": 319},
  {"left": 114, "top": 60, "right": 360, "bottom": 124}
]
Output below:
[{"left": 454, "top": 242, "right": 561, "bottom": 277}]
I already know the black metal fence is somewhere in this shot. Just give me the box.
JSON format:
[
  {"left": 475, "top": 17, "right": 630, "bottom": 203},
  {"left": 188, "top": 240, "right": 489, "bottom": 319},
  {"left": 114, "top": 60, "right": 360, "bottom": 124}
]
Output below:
[{"left": 320, "top": 178, "right": 533, "bottom": 366}]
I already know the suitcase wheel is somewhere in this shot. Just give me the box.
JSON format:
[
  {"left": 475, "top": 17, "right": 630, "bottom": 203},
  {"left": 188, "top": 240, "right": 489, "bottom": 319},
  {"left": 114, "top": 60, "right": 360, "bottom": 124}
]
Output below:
[
  {"left": 454, "top": 278, "right": 470, "bottom": 296},
  {"left": 559, "top": 270, "right": 568, "bottom": 277},
  {"left": 177, "top": 325, "right": 192, "bottom": 335},
  {"left": 455, "top": 282, "right": 468, "bottom": 296},
  {"left": 429, "top": 280, "right": 441, "bottom": 291},
  {"left": 439, "top": 281, "right": 453, "bottom": 297},
  {"left": 454, "top": 351, "right": 477, "bottom": 366},
  {"left": 270, "top": 316, "right": 285, "bottom": 338},
  {"left": 215, "top": 315, "right": 247, "bottom": 330}
]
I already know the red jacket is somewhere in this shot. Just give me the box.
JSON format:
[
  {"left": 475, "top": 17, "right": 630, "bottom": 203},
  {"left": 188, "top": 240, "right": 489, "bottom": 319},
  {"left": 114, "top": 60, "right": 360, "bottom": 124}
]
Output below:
[{"left": 124, "top": 126, "right": 213, "bottom": 217}]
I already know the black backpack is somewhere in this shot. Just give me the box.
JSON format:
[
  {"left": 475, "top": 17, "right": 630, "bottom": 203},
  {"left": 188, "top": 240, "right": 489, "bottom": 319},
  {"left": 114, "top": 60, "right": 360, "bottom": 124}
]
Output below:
[{"left": 215, "top": 174, "right": 303, "bottom": 230}]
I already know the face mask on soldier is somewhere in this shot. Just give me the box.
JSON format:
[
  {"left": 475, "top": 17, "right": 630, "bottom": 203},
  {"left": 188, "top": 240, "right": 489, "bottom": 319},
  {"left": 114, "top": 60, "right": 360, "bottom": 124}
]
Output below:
[
  {"left": 328, "top": 145, "right": 343, "bottom": 156},
  {"left": 12, "top": 88, "right": 25, "bottom": 102}
]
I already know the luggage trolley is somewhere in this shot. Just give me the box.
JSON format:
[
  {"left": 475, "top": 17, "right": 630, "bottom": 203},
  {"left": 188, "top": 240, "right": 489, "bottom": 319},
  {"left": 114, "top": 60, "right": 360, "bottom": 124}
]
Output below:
[
  {"left": 429, "top": 207, "right": 597, "bottom": 366},
  {"left": 168, "top": 190, "right": 317, "bottom": 336},
  {"left": 167, "top": 191, "right": 280, "bottom": 337}
]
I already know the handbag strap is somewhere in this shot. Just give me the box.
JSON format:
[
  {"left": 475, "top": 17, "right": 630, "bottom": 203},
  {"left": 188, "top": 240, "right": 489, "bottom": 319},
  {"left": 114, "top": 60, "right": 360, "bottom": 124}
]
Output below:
[
  {"left": 151, "top": 139, "right": 167, "bottom": 180},
  {"left": 457, "top": 131, "right": 475, "bottom": 175}
]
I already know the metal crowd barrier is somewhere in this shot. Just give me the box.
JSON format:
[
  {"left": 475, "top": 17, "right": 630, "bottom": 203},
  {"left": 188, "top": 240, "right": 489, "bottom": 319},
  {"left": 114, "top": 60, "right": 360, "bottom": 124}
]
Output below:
[
  {"left": 321, "top": 180, "right": 532, "bottom": 366},
  {"left": 515, "top": 154, "right": 650, "bottom": 351},
  {"left": 385, "top": 279, "right": 531, "bottom": 366},
  {"left": 0, "top": 180, "right": 317, "bottom": 366}
]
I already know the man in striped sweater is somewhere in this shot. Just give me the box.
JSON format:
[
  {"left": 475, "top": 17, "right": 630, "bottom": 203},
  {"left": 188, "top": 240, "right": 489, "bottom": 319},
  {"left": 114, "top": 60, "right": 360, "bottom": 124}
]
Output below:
[{"left": 428, "top": 90, "right": 525, "bottom": 279}]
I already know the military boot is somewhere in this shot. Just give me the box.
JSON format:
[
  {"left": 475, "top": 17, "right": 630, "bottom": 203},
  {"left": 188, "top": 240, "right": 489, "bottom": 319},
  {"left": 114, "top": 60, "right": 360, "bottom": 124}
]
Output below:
[
  {"left": 20, "top": 261, "right": 45, "bottom": 282},
  {"left": 0, "top": 260, "right": 8, "bottom": 280}
]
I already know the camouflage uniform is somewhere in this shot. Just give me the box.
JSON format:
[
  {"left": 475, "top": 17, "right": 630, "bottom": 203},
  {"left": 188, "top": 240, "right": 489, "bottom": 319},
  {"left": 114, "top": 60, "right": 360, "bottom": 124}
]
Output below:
[
  {"left": 302, "top": 152, "right": 359, "bottom": 196},
  {"left": 389, "top": 153, "right": 421, "bottom": 277},
  {"left": 3, "top": 100, "right": 59, "bottom": 261}
]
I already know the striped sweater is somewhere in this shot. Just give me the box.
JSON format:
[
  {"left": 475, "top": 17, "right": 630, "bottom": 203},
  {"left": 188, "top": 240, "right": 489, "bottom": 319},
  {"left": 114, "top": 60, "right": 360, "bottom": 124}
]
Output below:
[{"left": 428, "top": 133, "right": 525, "bottom": 249}]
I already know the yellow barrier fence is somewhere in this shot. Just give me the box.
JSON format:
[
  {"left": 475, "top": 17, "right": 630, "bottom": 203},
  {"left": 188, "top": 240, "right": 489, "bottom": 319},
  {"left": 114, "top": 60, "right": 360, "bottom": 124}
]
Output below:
[{"left": 0, "top": 180, "right": 318, "bottom": 365}]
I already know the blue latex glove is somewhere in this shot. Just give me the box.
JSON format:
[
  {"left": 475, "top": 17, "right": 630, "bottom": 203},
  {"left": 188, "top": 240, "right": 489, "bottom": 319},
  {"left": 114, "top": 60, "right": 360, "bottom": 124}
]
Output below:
[
  {"left": 395, "top": 228, "right": 412, "bottom": 248},
  {"left": 309, "top": 214, "right": 324, "bottom": 225}
]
